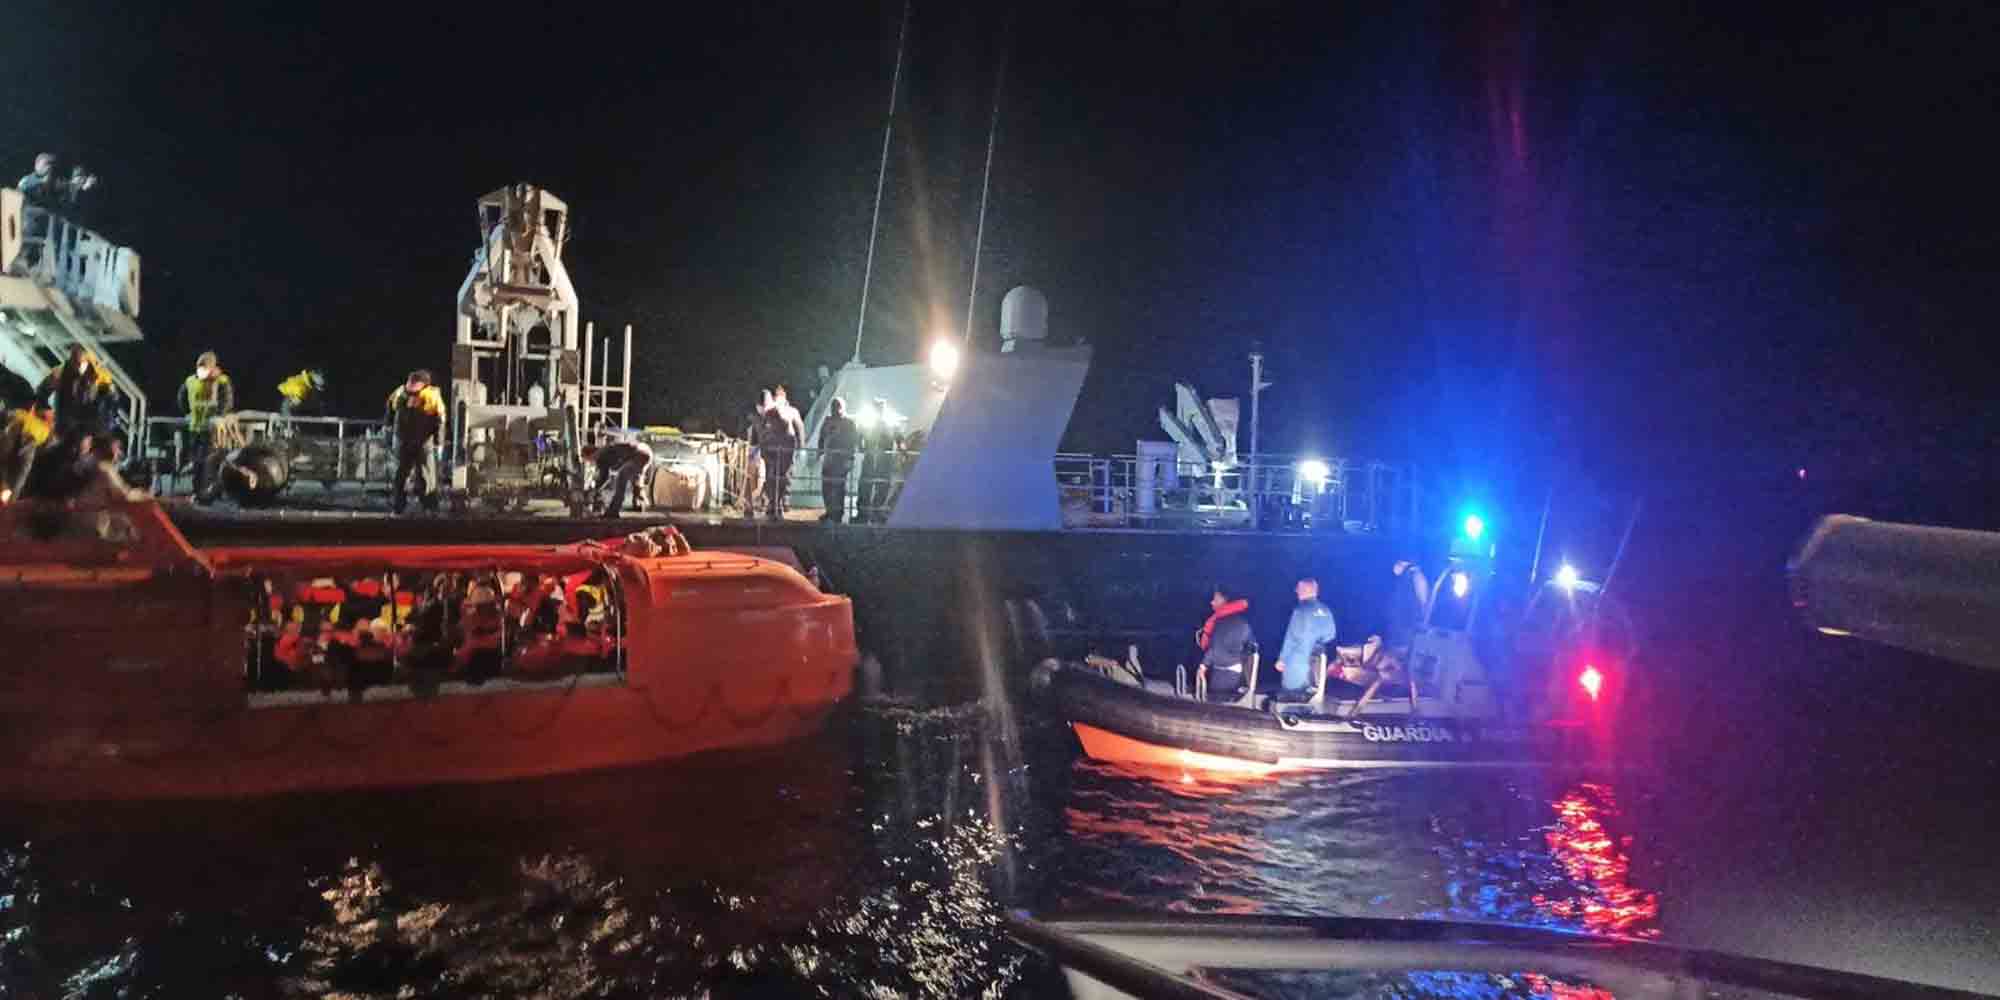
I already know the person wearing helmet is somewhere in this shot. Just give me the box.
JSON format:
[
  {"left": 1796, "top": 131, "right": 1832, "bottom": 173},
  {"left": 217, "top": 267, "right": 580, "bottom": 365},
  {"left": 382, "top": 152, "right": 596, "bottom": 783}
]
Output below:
[
  {"left": 177, "top": 351, "right": 234, "bottom": 502},
  {"left": 385, "top": 369, "right": 445, "bottom": 515}
]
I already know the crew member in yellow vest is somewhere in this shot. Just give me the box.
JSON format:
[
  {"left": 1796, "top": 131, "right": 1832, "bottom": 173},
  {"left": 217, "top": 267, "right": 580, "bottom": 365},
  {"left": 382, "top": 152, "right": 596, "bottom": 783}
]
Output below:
[
  {"left": 278, "top": 369, "right": 326, "bottom": 418},
  {"left": 0, "top": 401, "right": 55, "bottom": 504},
  {"left": 385, "top": 369, "right": 445, "bottom": 515},
  {"left": 177, "top": 351, "right": 234, "bottom": 503}
]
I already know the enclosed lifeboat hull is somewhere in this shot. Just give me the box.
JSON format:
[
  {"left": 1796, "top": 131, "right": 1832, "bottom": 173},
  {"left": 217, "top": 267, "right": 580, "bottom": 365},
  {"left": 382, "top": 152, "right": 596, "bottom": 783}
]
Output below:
[
  {"left": 1037, "top": 665, "right": 1592, "bottom": 773},
  {"left": 0, "top": 502, "right": 856, "bottom": 800}
]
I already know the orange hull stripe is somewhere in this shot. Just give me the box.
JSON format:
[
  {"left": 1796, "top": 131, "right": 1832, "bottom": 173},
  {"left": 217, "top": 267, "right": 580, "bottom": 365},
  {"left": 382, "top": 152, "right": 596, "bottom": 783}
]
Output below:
[{"left": 1071, "top": 723, "right": 1284, "bottom": 775}]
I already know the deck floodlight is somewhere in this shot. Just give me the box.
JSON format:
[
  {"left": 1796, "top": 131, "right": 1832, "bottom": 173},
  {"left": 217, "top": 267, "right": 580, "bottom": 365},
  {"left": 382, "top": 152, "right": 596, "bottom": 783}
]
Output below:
[{"left": 930, "top": 340, "right": 961, "bottom": 380}]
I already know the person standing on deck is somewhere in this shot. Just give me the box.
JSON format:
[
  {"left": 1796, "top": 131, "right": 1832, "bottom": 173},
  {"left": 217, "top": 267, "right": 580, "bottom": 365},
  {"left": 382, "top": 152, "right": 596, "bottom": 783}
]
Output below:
[
  {"left": 177, "top": 351, "right": 233, "bottom": 503},
  {"left": 817, "top": 397, "right": 860, "bottom": 523},
  {"left": 385, "top": 369, "right": 445, "bottom": 515},
  {"left": 858, "top": 397, "right": 899, "bottom": 522},
  {"left": 741, "top": 389, "right": 772, "bottom": 518},
  {"left": 1196, "top": 585, "right": 1255, "bottom": 702},
  {"left": 37, "top": 345, "right": 112, "bottom": 438},
  {"left": 1274, "top": 576, "right": 1338, "bottom": 695},
  {"left": 17, "top": 153, "right": 59, "bottom": 206},
  {"left": 1383, "top": 559, "right": 1430, "bottom": 650},
  {"left": 759, "top": 385, "right": 804, "bottom": 521}
]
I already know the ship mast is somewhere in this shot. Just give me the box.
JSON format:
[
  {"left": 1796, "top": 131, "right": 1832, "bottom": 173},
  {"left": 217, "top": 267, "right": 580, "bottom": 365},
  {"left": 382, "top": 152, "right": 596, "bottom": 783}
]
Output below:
[
  {"left": 961, "top": 6, "right": 1014, "bottom": 350},
  {"left": 851, "top": 0, "right": 913, "bottom": 365}
]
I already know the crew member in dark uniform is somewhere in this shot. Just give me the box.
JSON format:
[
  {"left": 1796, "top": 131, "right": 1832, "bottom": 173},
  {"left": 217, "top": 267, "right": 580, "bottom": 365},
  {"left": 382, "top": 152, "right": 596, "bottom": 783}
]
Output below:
[
  {"left": 759, "top": 386, "right": 804, "bottom": 521},
  {"left": 859, "top": 397, "right": 897, "bottom": 523},
  {"left": 816, "top": 397, "right": 860, "bottom": 523},
  {"left": 37, "top": 345, "right": 112, "bottom": 438},
  {"left": 385, "top": 369, "right": 445, "bottom": 515},
  {"left": 589, "top": 434, "right": 654, "bottom": 517}
]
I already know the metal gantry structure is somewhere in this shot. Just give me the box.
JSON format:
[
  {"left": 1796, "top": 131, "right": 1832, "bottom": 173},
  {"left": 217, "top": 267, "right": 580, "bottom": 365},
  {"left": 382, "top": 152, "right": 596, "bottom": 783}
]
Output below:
[{"left": 0, "top": 188, "right": 150, "bottom": 455}]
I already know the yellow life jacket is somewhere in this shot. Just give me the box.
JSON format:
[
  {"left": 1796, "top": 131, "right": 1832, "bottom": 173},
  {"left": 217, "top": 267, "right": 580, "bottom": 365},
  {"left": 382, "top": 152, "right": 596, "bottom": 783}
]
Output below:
[
  {"left": 183, "top": 372, "right": 232, "bottom": 430},
  {"left": 6, "top": 407, "right": 53, "bottom": 446},
  {"left": 278, "top": 371, "right": 316, "bottom": 405}
]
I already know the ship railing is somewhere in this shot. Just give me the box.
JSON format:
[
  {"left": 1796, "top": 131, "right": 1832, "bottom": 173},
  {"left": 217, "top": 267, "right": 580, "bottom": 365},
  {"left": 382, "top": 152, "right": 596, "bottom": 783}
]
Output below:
[
  {"left": 143, "top": 413, "right": 394, "bottom": 497},
  {"left": 725, "top": 442, "right": 920, "bottom": 522},
  {"left": 1052, "top": 452, "right": 1415, "bottom": 534},
  {"left": 1, "top": 188, "right": 142, "bottom": 321},
  {"left": 734, "top": 446, "right": 1420, "bottom": 532}
]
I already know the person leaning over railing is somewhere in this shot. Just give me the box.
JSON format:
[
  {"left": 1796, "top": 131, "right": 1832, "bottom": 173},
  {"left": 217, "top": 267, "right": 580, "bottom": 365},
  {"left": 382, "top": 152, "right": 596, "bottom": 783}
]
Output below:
[{"left": 71, "top": 431, "right": 147, "bottom": 506}]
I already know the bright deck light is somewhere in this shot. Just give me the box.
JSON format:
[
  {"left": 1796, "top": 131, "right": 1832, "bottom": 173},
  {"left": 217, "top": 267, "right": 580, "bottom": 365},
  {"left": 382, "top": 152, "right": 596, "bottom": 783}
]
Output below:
[
  {"left": 1555, "top": 563, "right": 1581, "bottom": 590},
  {"left": 1296, "top": 459, "right": 1330, "bottom": 484},
  {"left": 929, "top": 340, "right": 961, "bottom": 379}
]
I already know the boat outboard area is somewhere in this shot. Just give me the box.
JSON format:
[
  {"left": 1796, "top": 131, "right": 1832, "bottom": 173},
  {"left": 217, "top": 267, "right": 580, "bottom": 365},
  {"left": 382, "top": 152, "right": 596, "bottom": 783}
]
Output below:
[
  {"left": 0, "top": 498, "right": 858, "bottom": 800},
  {"left": 1006, "top": 912, "right": 1999, "bottom": 1000},
  {"left": 1029, "top": 512, "right": 1648, "bottom": 773}
]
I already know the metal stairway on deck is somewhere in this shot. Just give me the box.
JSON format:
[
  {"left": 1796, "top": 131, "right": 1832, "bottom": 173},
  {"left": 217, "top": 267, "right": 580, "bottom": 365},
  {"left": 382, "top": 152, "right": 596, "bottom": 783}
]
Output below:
[{"left": 0, "top": 187, "right": 149, "bottom": 454}]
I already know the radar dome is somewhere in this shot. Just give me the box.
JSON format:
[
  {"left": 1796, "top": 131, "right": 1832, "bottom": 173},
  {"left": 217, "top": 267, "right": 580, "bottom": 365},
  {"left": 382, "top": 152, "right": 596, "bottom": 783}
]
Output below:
[{"left": 1000, "top": 286, "right": 1049, "bottom": 343}]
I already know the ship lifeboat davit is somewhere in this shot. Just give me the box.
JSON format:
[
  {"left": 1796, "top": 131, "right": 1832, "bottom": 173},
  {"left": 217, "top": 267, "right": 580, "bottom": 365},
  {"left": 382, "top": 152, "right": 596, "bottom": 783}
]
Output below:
[{"left": 0, "top": 501, "right": 858, "bottom": 800}]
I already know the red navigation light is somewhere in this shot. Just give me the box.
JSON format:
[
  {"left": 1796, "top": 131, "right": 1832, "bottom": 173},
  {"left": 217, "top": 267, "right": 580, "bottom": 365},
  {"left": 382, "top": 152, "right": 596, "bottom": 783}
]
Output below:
[{"left": 1578, "top": 664, "right": 1604, "bottom": 701}]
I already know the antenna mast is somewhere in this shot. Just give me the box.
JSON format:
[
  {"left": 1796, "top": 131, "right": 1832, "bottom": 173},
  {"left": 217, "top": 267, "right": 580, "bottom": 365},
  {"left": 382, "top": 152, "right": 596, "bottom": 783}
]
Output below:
[
  {"left": 961, "top": 6, "right": 1014, "bottom": 348},
  {"left": 851, "top": 0, "right": 913, "bottom": 365}
]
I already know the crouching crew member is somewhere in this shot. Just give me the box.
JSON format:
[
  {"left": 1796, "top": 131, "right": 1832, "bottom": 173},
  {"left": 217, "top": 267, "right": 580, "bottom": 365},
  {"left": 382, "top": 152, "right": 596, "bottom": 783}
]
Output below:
[
  {"left": 589, "top": 434, "right": 654, "bottom": 517},
  {"left": 386, "top": 370, "right": 445, "bottom": 515}
]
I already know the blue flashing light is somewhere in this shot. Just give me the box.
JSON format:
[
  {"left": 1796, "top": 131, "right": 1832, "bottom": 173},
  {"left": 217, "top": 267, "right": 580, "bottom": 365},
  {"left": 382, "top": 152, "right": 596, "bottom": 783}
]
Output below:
[{"left": 1462, "top": 513, "right": 1485, "bottom": 541}]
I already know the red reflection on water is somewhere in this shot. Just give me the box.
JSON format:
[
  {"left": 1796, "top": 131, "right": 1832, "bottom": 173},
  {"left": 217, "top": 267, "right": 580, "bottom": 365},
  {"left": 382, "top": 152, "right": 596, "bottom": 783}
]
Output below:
[
  {"left": 1534, "top": 783, "right": 1660, "bottom": 937},
  {"left": 1083, "top": 759, "right": 1285, "bottom": 799},
  {"left": 1520, "top": 972, "right": 1617, "bottom": 999}
]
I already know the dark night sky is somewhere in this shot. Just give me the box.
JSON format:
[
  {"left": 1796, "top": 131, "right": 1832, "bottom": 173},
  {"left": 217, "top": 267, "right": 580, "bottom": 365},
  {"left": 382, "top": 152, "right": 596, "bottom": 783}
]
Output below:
[{"left": 7, "top": 1, "right": 1996, "bottom": 493}]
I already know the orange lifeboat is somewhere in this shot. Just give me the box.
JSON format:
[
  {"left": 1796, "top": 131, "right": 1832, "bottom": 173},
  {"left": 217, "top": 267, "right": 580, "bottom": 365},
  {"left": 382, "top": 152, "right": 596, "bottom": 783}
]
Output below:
[{"left": 0, "top": 502, "right": 857, "bottom": 800}]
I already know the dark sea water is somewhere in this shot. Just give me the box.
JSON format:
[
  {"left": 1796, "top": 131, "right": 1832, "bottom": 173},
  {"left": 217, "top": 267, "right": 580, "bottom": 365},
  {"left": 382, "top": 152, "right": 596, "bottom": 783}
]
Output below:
[{"left": 6, "top": 484, "right": 1999, "bottom": 997}]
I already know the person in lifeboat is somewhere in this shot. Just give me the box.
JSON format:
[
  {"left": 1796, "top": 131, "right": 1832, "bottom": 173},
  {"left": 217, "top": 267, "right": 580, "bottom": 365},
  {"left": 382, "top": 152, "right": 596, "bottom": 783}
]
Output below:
[{"left": 454, "top": 575, "right": 506, "bottom": 682}]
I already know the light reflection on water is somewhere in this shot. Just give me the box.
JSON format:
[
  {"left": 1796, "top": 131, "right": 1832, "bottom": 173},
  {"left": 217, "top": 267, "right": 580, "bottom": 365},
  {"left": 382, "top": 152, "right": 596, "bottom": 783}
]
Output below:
[
  {"left": 1041, "top": 760, "right": 1663, "bottom": 941},
  {"left": 0, "top": 697, "right": 1673, "bottom": 997}
]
